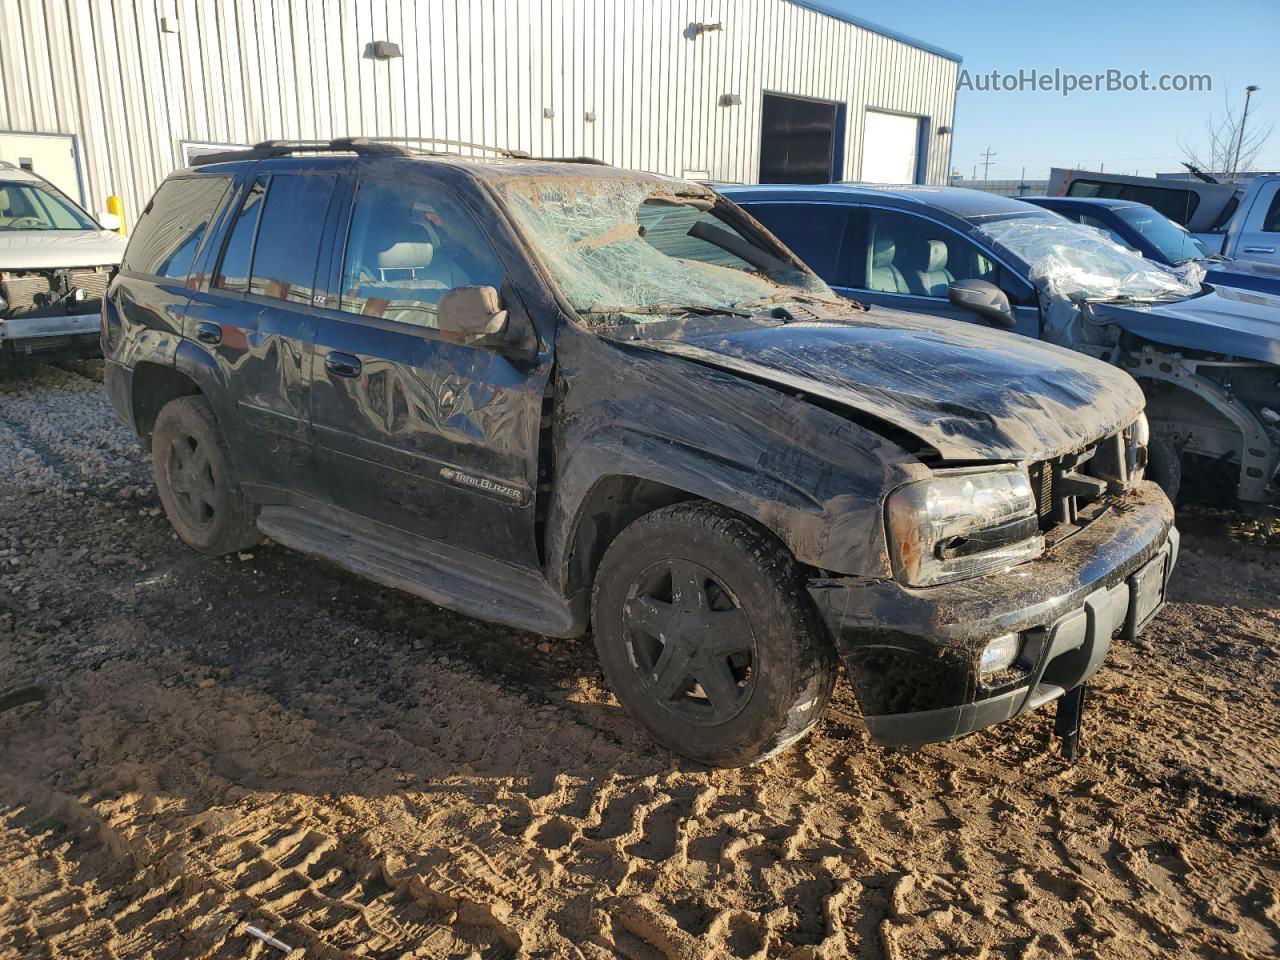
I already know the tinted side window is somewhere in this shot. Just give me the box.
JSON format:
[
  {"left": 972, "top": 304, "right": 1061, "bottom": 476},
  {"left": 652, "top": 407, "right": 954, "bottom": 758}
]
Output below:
[
  {"left": 744, "top": 203, "right": 852, "bottom": 284},
  {"left": 124, "top": 176, "right": 230, "bottom": 279},
  {"left": 249, "top": 174, "right": 336, "bottom": 303},
  {"left": 1263, "top": 191, "right": 1280, "bottom": 233},
  {"left": 340, "top": 178, "right": 503, "bottom": 328},
  {"left": 214, "top": 177, "right": 266, "bottom": 292}
]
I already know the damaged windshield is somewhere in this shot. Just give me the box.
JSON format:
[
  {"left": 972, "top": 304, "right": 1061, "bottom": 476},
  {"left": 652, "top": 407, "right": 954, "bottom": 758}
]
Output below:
[
  {"left": 978, "top": 215, "right": 1200, "bottom": 302},
  {"left": 492, "top": 174, "right": 837, "bottom": 323}
]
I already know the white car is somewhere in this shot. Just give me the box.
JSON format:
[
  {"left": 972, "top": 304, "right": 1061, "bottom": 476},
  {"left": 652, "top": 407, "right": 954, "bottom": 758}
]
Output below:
[{"left": 0, "top": 162, "right": 126, "bottom": 365}]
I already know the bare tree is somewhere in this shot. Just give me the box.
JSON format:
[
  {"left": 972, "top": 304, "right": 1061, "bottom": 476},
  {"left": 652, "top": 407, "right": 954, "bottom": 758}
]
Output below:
[{"left": 1180, "top": 94, "right": 1273, "bottom": 180}]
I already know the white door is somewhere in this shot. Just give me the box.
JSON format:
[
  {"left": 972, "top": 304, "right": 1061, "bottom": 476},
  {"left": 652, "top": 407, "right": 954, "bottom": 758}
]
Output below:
[
  {"left": 0, "top": 132, "right": 81, "bottom": 203},
  {"left": 860, "top": 111, "right": 920, "bottom": 184}
]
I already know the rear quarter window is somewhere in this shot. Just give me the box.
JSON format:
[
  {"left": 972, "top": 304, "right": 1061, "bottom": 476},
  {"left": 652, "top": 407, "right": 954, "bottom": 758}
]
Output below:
[{"left": 123, "top": 176, "right": 231, "bottom": 280}]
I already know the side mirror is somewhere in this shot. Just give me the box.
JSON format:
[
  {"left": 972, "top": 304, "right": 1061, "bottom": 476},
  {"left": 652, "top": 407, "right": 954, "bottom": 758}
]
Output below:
[
  {"left": 98, "top": 212, "right": 122, "bottom": 232},
  {"left": 437, "top": 285, "right": 511, "bottom": 347},
  {"left": 948, "top": 279, "right": 1016, "bottom": 329}
]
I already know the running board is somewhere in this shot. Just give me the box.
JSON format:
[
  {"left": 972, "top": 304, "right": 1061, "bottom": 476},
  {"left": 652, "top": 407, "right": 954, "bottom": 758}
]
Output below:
[{"left": 256, "top": 504, "right": 579, "bottom": 638}]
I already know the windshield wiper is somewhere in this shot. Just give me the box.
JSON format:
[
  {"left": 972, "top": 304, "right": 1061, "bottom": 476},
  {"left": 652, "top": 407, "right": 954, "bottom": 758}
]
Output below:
[{"left": 581, "top": 303, "right": 751, "bottom": 318}]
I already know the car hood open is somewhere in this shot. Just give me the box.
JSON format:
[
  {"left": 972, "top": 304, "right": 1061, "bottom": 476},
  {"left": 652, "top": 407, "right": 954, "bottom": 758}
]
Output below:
[
  {"left": 1089, "top": 286, "right": 1280, "bottom": 365},
  {"left": 635, "top": 307, "right": 1145, "bottom": 462},
  {"left": 0, "top": 229, "right": 126, "bottom": 270}
]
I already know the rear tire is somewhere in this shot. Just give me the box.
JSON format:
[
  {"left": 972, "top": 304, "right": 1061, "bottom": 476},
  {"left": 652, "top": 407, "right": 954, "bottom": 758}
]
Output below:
[
  {"left": 591, "top": 501, "right": 836, "bottom": 767},
  {"left": 152, "top": 395, "right": 259, "bottom": 556},
  {"left": 1146, "top": 433, "right": 1182, "bottom": 502}
]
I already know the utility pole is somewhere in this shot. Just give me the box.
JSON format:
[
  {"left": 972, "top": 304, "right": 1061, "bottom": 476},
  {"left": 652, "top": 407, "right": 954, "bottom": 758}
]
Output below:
[
  {"left": 1231, "top": 84, "right": 1261, "bottom": 182},
  {"left": 980, "top": 146, "right": 997, "bottom": 181}
]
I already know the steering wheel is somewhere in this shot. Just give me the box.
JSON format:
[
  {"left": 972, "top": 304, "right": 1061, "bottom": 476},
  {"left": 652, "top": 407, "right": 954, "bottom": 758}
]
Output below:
[{"left": 7, "top": 216, "right": 43, "bottom": 228}]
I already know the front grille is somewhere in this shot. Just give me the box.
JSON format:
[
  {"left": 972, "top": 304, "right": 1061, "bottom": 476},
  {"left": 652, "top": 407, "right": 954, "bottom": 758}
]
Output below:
[
  {"left": 1, "top": 266, "right": 110, "bottom": 318},
  {"left": 1029, "top": 431, "right": 1130, "bottom": 535}
]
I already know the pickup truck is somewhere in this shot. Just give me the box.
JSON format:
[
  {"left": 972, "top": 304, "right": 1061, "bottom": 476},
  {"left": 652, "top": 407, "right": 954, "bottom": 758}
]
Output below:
[{"left": 1047, "top": 168, "right": 1280, "bottom": 267}]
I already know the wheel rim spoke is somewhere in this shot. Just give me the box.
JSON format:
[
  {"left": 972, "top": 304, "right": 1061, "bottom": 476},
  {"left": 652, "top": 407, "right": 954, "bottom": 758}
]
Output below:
[
  {"left": 670, "top": 561, "right": 707, "bottom": 612},
  {"left": 698, "top": 608, "right": 753, "bottom": 657},
  {"left": 694, "top": 659, "right": 743, "bottom": 719},
  {"left": 625, "top": 595, "right": 676, "bottom": 639},
  {"left": 650, "top": 640, "right": 694, "bottom": 700}
]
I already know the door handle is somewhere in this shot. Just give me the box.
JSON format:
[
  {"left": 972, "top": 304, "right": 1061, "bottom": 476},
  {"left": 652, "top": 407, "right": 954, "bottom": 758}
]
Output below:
[
  {"left": 195, "top": 322, "right": 222, "bottom": 345},
  {"left": 1242, "top": 246, "right": 1275, "bottom": 254},
  {"left": 325, "top": 352, "right": 362, "bottom": 378}
]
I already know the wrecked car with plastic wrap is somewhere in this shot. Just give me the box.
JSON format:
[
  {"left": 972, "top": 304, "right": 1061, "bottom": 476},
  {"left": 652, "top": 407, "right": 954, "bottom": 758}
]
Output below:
[
  {"left": 0, "top": 162, "right": 125, "bottom": 365},
  {"left": 103, "top": 139, "right": 1176, "bottom": 767},
  {"left": 726, "top": 183, "right": 1280, "bottom": 507}
]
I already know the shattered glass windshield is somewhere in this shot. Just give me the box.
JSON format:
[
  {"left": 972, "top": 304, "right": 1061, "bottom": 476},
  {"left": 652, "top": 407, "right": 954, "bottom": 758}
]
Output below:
[
  {"left": 492, "top": 174, "right": 837, "bottom": 323},
  {"left": 978, "top": 215, "right": 1200, "bottom": 302}
]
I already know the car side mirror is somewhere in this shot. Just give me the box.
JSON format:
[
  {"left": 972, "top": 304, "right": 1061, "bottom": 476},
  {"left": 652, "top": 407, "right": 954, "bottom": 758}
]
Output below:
[
  {"left": 98, "top": 212, "right": 122, "bottom": 232},
  {"left": 948, "top": 279, "right": 1016, "bottom": 329},
  {"left": 437, "top": 285, "right": 512, "bottom": 347}
]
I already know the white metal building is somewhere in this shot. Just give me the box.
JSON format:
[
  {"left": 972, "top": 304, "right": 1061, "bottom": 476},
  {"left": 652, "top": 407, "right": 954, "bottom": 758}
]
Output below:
[{"left": 0, "top": 0, "right": 960, "bottom": 224}]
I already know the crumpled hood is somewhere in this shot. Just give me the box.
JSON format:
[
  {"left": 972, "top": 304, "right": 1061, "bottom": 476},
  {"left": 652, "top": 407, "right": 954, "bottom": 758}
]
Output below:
[
  {"left": 1089, "top": 286, "right": 1280, "bottom": 365},
  {"left": 0, "top": 229, "right": 126, "bottom": 270},
  {"left": 638, "top": 307, "right": 1146, "bottom": 462}
]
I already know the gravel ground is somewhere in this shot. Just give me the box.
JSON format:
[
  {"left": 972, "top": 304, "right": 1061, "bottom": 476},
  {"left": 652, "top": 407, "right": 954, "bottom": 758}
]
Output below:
[{"left": 1, "top": 362, "right": 1277, "bottom": 959}]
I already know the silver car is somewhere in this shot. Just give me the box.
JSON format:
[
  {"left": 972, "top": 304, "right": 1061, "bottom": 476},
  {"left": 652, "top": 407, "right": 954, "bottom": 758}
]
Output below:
[{"left": 0, "top": 162, "right": 125, "bottom": 365}]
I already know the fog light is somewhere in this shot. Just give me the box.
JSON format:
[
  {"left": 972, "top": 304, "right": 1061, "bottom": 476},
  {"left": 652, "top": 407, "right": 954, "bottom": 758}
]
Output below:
[{"left": 979, "top": 633, "right": 1021, "bottom": 677}]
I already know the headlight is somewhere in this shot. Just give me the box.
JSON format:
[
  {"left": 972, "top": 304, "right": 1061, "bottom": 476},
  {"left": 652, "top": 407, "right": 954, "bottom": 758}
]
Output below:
[{"left": 886, "top": 467, "right": 1045, "bottom": 587}]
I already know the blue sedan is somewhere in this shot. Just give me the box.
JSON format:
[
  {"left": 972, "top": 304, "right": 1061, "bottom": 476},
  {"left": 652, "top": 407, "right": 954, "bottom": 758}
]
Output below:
[{"left": 1023, "top": 195, "right": 1280, "bottom": 297}]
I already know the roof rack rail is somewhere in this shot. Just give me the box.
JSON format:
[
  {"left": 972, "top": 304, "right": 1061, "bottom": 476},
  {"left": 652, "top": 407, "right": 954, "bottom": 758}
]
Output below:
[
  {"left": 189, "top": 137, "right": 412, "bottom": 167},
  {"left": 368, "top": 136, "right": 532, "bottom": 159},
  {"left": 187, "top": 136, "right": 609, "bottom": 168}
]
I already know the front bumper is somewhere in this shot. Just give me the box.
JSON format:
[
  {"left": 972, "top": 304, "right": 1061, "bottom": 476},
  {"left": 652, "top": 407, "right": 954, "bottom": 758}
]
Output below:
[
  {"left": 809, "top": 481, "right": 1177, "bottom": 747},
  {"left": 0, "top": 310, "right": 102, "bottom": 359}
]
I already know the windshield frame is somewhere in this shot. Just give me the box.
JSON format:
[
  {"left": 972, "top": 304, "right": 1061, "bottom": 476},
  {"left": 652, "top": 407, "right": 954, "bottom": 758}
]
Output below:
[
  {"left": 0, "top": 178, "right": 100, "bottom": 232},
  {"left": 483, "top": 170, "right": 843, "bottom": 329}
]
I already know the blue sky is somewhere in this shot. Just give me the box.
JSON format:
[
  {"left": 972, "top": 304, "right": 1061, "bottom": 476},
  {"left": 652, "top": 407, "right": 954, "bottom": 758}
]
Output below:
[{"left": 820, "top": 0, "right": 1279, "bottom": 181}]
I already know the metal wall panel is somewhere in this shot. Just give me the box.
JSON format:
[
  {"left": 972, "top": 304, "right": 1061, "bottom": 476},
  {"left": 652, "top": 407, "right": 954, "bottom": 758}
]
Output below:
[{"left": 0, "top": 0, "right": 959, "bottom": 221}]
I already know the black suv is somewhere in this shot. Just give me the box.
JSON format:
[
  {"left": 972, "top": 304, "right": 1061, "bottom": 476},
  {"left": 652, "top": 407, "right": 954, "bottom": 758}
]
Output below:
[{"left": 104, "top": 139, "right": 1177, "bottom": 766}]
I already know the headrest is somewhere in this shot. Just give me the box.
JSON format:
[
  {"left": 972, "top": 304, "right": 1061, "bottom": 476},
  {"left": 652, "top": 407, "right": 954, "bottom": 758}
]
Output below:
[
  {"left": 0, "top": 189, "right": 10, "bottom": 214},
  {"left": 377, "top": 241, "right": 434, "bottom": 269},
  {"left": 871, "top": 233, "right": 896, "bottom": 268},
  {"left": 923, "top": 239, "right": 948, "bottom": 273}
]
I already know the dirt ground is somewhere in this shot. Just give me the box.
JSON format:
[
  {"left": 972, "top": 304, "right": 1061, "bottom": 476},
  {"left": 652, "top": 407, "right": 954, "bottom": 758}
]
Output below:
[{"left": 1, "top": 362, "right": 1277, "bottom": 960}]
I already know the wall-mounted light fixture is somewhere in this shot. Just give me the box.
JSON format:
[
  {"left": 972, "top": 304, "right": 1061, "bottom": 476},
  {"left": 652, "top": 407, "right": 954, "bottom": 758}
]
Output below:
[
  {"left": 368, "top": 40, "right": 402, "bottom": 60},
  {"left": 584, "top": 111, "right": 596, "bottom": 122},
  {"left": 719, "top": 94, "right": 742, "bottom": 107},
  {"left": 937, "top": 125, "right": 952, "bottom": 135},
  {"left": 686, "top": 22, "right": 723, "bottom": 38},
  {"left": 542, "top": 107, "right": 555, "bottom": 119}
]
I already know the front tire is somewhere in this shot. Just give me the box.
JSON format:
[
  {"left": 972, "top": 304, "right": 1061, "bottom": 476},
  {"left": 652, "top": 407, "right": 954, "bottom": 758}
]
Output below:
[
  {"left": 152, "top": 395, "right": 259, "bottom": 556},
  {"left": 591, "top": 501, "right": 836, "bottom": 767},
  {"left": 1146, "top": 433, "right": 1182, "bottom": 502}
]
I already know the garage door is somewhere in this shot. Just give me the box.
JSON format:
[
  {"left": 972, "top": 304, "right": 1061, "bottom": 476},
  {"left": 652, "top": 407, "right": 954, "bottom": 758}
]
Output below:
[
  {"left": 860, "top": 111, "right": 921, "bottom": 184},
  {"left": 758, "top": 93, "right": 846, "bottom": 184},
  {"left": 0, "top": 132, "right": 82, "bottom": 203}
]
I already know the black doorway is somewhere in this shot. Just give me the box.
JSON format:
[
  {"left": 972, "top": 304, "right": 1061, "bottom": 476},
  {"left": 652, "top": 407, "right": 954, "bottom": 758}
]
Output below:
[{"left": 758, "top": 93, "right": 846, "bottom": 184}]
